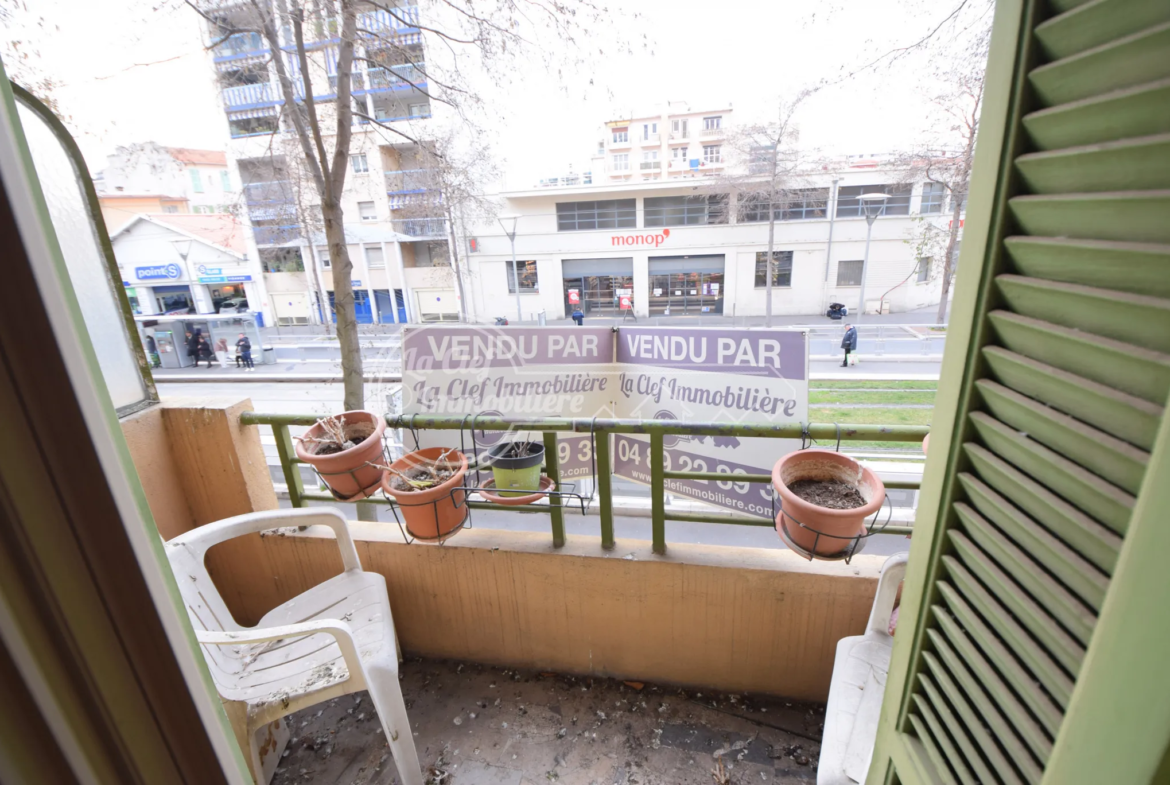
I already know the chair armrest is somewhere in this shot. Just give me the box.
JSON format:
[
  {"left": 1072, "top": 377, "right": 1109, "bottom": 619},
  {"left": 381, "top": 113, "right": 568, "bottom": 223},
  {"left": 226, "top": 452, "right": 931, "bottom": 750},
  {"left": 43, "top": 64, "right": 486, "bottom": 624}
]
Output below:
[
  {"left": 168, "top": 508, "right": 362, "bottom": 572},
  {"left": 197, "top": 619, "right": 362, "bottom": 676},
  {"left": 866, "top": 552, "right": 909, "bottom": 637}
]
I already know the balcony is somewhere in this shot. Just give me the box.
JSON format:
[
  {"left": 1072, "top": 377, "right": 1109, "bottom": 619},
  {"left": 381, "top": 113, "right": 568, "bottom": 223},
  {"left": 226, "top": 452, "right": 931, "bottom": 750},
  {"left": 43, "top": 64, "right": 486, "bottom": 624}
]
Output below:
[
  {"left": 640, "top": 160, "right": 662, "bottom": 171},
  {"left": 536, "top": 172, "right": 594, "bottom": 187},
  {"left": 392, "top": 216, "right": 447, "bottom": 237},
  {"left": 357, "top": 5, "right": 421, "bottom": 35},
  {"left": 608, "top": 135, "right": 631, "bottom": 149},
  {"left": 221, "top": 81, "right": 275, "bottom": 109},
  {"left": 641, "top": 133, "right": 661, "bottom": 144},
  {"left": 384, "top": 168, "right": 429, "bottom": 194},
  {"left": 362, "top": 64, "right": 426, "bottom": 93},
  {"left": 701, "top": 126, "right": 724, "bottom": 139},
  {"left": 213, "top": 31, "right": 266, "bottom": 60},
  {"left": 243, "top": 181, "right": 293, "bottom": 206}
]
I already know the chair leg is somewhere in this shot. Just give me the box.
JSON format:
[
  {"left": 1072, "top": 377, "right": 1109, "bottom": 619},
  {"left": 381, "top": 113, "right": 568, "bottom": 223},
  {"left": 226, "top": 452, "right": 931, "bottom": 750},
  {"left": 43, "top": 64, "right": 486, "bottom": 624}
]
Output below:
[{"left": 367, "top": 667, "right": 423, "bottom": 785}]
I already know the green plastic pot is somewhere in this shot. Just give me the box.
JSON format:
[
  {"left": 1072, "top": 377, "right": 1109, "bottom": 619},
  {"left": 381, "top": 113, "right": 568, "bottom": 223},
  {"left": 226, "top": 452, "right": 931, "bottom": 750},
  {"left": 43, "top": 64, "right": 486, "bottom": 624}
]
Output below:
[{"left": 487, "top": 441, "right": 545, "bottom": 497}]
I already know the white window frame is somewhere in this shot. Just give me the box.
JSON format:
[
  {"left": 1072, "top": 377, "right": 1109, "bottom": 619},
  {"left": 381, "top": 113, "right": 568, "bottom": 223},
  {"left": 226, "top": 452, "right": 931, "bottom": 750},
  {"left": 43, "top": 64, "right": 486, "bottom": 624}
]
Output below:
[
  {"left": 358, "top": 200, "right": 377, "bottom": 222},
  {"left": 643, "top": 122, "right": 657, "bottom": 140},
  {"left": 671, "top": 146, "right": 688, "bottom": 161},
  {"left": 703, "top": 116, "right": 722, "bottom": 131},
  {"left": 702, "top": 145, "right": 722, "bottom": 164},
  {"left": 612, "top": 153, "right": 629, "bottom": 171},
  {"left": 364, "top": 244, "right": 386, "bottom": 268},
  {"left": 671, "top": 118, "right": 688, "bottom": 138},
  {"left": 612, "top": 129, "right": 628, "bottom": 144},
  {"left": 408, "top": 102, "right": 429, "bottom": 117},
  {"left": 351, "top": 153, "right": 369, "bottom": 174},
  {"left": 317, "top": 246, "right": 331, "bottom": 268},
  {"left": 642, "top": 150, "right": 659, "bottom": 162}
]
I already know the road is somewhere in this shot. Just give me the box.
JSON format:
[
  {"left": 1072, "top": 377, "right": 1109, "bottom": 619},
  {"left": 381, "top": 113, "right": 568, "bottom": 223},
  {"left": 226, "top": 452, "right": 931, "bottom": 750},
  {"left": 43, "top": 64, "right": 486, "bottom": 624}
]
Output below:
[{"left": 156, "top": 375, "right": 926, "bottom": 556}]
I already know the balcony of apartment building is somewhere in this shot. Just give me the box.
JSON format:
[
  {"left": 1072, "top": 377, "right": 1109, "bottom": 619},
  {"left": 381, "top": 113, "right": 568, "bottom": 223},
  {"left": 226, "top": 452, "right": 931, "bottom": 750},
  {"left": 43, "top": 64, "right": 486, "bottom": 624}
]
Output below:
[
  {"left": 391, "top": 215, "right": 446, "bottom": 238},
  {"left": 221, "top": 81, "right": 276, "bottom": 110},
  {"left": 358, "top": 63, "right": 426, "bottom": 95},
  {"left": 357, "top": 3, "right": 421, "bottom": 35},
  {"left": 537, "top": 171, "right": 593, "bottom": 188},
  {"left": 10, "top": 4, "right": 1170, "bottom": 781},
  {"left": 384, "top": 168, "right": 430, "bottom": 195},
  {"left": 212, "top": 31, "right": 267, "bottom": 61}
]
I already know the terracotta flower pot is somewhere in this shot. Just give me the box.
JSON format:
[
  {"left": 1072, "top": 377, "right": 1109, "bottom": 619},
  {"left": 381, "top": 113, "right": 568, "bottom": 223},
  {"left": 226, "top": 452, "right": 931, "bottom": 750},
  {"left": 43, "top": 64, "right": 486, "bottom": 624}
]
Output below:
[
  {"left": 380, "top": 447, "right": 469, "bottom": 541},
  {"left": 294, "top": 410, "right": 386, "bottom": 500},
  {"left": 771, "top": 449, "right": 886, "bottom": 558}
]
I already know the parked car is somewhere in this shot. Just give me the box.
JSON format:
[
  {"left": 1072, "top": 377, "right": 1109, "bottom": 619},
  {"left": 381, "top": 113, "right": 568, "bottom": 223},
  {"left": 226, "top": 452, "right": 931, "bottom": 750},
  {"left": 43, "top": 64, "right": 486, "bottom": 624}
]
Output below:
[{"left": 218, "top": 298, "right": 249, "bottom": 314}]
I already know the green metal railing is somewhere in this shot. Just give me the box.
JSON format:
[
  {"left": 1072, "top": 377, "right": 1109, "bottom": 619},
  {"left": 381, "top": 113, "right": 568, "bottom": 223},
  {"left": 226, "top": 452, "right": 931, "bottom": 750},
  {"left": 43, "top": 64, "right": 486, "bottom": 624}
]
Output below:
[{"left": 241, "top": 412, "right": 926, "bottom": 554}]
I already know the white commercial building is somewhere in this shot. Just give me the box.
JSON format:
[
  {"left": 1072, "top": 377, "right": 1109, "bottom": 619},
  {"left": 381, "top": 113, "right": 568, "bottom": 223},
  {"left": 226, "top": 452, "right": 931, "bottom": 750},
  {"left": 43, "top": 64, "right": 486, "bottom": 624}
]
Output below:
[{"left": 463, "top": 161, "right": 955, "bottom": 322}]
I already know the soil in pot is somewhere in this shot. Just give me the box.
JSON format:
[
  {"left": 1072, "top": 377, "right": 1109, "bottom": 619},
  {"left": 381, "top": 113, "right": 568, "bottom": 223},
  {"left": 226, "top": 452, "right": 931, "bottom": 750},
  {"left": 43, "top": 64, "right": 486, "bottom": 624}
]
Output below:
[
  {"left": 787, "top": 479, "right": 866, "bottom": 510},
  {"left": 380, "top": 447, "right": 469, "bottom": 541},
  {"left": 487, "top": 441, "right": 545, "bottom": 499},
  {"left": 294, "top": 412, "right": 386, "bottom": 500}
]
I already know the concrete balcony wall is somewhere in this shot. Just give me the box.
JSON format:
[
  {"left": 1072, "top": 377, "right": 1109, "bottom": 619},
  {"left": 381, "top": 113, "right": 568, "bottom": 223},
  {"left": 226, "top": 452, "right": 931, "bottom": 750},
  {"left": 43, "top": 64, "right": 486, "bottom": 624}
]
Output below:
[{"left": 122, "top": 399, "right": 884, "bottom": 702}]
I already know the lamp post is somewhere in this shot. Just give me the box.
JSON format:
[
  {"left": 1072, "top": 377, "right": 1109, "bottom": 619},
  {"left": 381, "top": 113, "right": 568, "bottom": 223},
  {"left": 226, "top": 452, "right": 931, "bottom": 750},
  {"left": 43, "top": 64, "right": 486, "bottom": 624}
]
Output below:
[
  {"left": 498, "top": 214, "right": 521, "bottom": 323},
  {"left": 856, "top": 193, "right": 889, "bottom": 320}
]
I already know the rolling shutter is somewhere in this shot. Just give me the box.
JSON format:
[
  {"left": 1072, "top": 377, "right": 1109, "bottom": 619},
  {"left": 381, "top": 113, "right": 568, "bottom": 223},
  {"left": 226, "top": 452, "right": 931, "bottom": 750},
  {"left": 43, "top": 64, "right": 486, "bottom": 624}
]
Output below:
[{"left": 876, "top": 0, "right": 1170, "bottom": 783}]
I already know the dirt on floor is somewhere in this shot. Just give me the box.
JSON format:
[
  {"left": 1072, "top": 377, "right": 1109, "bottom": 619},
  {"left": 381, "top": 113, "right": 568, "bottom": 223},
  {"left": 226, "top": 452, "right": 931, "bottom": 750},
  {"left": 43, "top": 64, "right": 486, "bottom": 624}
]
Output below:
[{"left": 271, "top": 658, "right": 825, "bottom": 785}]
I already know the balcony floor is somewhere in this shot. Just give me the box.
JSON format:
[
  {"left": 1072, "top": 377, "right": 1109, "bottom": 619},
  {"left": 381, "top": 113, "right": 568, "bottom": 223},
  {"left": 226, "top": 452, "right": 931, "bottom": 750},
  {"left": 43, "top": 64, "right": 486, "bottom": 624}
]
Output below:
[{"left": 271, "top": 658, "right": 824, "bottom": 784}]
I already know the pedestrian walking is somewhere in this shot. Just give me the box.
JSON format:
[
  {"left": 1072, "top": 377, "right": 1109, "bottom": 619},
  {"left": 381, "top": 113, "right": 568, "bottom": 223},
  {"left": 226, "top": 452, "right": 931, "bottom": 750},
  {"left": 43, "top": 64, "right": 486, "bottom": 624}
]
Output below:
[
  {"left": 571, "top": 307, "right": 584, "bottom": 326},
  {"left": 214, "top": 337, "right": 230, "bottom": 368},
  {"left": 841, "top": 323, "right": 858, "bottom": 367},
  {"left": 185, "top": 330, "right": 198, "bottom": 365},
  {"left": 236, "top": 333, "right": 255, "bottom": 371},
  {"left": 196, "top": 335, "right": 214, "bottom": 368}
]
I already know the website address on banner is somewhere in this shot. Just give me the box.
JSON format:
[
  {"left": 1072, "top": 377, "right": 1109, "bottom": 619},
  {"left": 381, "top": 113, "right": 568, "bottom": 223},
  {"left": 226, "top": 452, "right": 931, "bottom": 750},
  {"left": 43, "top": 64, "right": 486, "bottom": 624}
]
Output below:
[{"left": 625, "top": 469, "right": 774, "bottom": 518}]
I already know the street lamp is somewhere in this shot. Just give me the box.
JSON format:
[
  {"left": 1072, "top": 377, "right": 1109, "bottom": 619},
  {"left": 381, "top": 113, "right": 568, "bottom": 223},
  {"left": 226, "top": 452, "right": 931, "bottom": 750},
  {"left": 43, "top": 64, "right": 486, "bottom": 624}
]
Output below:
[
  {"left": 855, "top": 193, "right": 889, "bottom": 320},
  {"left": 498, "top": 214, "right": 521, "bottom": 323}
]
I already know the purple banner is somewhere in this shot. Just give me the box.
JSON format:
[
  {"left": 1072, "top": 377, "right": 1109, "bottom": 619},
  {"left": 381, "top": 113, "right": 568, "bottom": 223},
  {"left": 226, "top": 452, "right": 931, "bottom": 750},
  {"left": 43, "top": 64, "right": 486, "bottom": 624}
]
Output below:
[{"left": 616, "top": 327, "right": 806, "bottom": 380}]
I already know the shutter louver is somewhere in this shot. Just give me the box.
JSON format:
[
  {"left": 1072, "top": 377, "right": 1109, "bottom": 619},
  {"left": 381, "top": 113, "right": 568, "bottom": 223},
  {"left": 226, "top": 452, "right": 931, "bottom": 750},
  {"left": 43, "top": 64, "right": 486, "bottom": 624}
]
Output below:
[{"left": 893, "top": 0, "right": 1170, "bottom": 781}]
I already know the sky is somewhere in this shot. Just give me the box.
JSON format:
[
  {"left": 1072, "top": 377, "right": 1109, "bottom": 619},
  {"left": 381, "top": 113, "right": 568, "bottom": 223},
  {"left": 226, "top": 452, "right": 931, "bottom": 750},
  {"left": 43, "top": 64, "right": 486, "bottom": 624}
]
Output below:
[{"left": 5, "top": 0, "right": 985, "bottom": 184}]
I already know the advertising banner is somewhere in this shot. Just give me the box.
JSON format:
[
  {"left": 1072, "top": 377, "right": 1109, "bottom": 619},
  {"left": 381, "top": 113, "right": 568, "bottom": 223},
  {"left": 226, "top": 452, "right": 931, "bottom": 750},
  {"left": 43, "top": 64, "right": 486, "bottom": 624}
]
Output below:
[
  {"left": 401, "top": 326, "right": 616, "bottom": 478},
  {"left": 400, "top": 325, "right": 808, "bottom": 509},
  {"left": 611, "top": 327, "right": 808, "bottom": 514}
]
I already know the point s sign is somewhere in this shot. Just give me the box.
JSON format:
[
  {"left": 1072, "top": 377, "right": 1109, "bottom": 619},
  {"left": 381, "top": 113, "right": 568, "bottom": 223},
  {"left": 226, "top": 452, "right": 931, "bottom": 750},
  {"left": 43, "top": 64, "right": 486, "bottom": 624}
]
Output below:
[{"left": 612, "top": 228, "right": 670, "bottom": 247}]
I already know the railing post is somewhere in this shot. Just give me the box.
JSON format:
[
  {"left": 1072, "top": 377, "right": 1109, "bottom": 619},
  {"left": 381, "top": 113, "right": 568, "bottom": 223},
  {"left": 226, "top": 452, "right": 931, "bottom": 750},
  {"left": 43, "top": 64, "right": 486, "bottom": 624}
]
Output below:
[
  {"left": 595, "top": 430, "right": 615, "bottom": 550},
  {"left": 651, "top": 432, "right": 665, "bottom": 555},
  {"left": 542, "top": 432, "right": 565, "bottom": 548},
  {"left": 273, "top": 423, "right": 305, "bottom": 508}
]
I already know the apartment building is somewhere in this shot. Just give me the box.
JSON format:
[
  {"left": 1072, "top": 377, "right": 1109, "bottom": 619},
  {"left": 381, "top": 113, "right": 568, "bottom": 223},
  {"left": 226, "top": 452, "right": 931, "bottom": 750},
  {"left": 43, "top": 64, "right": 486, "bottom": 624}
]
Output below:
[
  {"left": 594, "top": 103, "right": 733, "bottom": 185},
  {"left": 464, "top": 158, "right": 957, "bottom": 322},
  {"left": 95, "top": 143, "right": 238, "bottom": 230},
  {"left": 202, "top": 0, "right": 458, "bottom": 326}
]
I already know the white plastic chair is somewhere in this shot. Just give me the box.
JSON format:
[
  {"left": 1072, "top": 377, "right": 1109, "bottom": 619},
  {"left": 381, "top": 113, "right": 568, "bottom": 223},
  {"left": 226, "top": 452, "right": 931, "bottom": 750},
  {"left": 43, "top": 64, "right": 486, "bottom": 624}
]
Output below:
[
  {"left": 165, "top": 508, "right": 422, "bottom": 785},
  {"left": 818, "top": 552, "right": 909, "bottom": 785}
]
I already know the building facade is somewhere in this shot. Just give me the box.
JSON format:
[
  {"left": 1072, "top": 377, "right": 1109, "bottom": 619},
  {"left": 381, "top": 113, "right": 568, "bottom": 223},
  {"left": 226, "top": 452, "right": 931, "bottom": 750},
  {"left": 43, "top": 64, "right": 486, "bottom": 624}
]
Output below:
[
  {"left": 202, "top": 0, "right": 459, "bottom": 326},
  {"left": 464, "top": 163, "right": 956, "bottom": 322},
  {"left": 594, "top": 102, "right": 734, "bottom": 185},
  {"left": 95, "top": 143, "right": 238, "bottom": 231}
]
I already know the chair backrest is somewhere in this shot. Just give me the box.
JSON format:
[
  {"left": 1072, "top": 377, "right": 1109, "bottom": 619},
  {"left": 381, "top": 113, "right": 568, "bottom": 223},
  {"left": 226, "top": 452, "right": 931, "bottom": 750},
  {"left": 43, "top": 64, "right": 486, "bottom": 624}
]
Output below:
[{"left": 866, "top": 552, "right": 909, "bottom": 638}]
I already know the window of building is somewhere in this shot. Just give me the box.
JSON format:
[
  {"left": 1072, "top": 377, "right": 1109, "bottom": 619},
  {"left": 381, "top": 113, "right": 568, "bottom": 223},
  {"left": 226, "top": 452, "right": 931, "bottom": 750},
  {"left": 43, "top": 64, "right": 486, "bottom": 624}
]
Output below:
[
  {"left": 260, "top": 247, "right": 305, "bottom": 273},
  {"left": 703, "top": 116, "right": 722, "bottom": 131},
  {"left": 555, "top": 199, "right": 636, "bottom": 231},
  {"left": 365, "top": 245, "right": 385, "bottom": 267},
  {"left": 672, "top": 146, "right": 688, "bottom": 162},
  {"left": 641, "top": 150, "right": 660, "bottom": 170},
  {"left": 739, "top": 188, "right": 829, "bottom": 222},
  {"left": 644, "top": 195, "right": 728, "bottom": 227},
  {"left": 612, "top": 153, "right": 629, "bottom": 171},
  {"left": 316, "top": 246, "right": 331, "bottom": 268},
  {"left": 916, "top": 257, "right": 931, "bottom": 283},
  {"left": 835, "top": 184, "right": 913, "bottom": 217},
  {"left": 671, "top": 118, "right": 688, "bottom": 138},
  {"left": 351, "top": 154, "right": 369, "bottom": 174},
  {"left": 755, "top": 251, "right": 794, "bottom": 287},
  {"left": 358, "top": 201, "right": 377, "bottom": 221},
  {"left": 643, "top": 122, "right": 658, "bottom": 140},
  {"left": 612, "top": 127, "right": 628, "bottom": 144},
  {"left": 408, "top": 102, "right": 429, "bottom": 117},
  {"left": 162, "top": 205, "right": 179, "bottom": 214},
  {"left": 836, "top": 259, "right": 864, "bottom": 286},
  {"left": 189, "top": 168, "right": 204, "bottom": 193},
  {"left": 920, "top": 182, "right": 946, "bottom": 213},
  {"left": 506, "top": 260, "right": 539, "bottom": 293},
  {"left": 220, "top": 170, "right": 231, "bottom": 190},
  {"left": 702, "top": 145, "right": 722, "bottom": 164}
]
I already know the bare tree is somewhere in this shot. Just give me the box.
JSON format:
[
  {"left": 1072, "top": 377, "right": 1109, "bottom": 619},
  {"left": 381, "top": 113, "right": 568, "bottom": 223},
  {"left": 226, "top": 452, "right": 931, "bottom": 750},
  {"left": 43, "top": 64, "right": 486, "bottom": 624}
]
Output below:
[
  {"left": 186, "top": 0, "right": 629, "bottom": 410},
  {"left": 896, "top": 30, "right": 987, "bottom": 323},
  {"left": 712, "top": 92, "right": 814, "bottom": 327}
]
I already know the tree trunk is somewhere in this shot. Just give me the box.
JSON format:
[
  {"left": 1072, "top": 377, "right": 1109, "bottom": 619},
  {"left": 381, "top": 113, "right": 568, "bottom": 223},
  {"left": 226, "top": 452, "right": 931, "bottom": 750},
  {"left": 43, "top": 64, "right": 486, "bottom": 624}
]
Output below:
[
  {"left": 323, "top": 201, "right": 365, "bottom": 410},
  {"left": 445, "top": 204, "right": 469, "bottom": 322},
  {"left": 936, "top": 194, "right": 963, "bottom": 324}
]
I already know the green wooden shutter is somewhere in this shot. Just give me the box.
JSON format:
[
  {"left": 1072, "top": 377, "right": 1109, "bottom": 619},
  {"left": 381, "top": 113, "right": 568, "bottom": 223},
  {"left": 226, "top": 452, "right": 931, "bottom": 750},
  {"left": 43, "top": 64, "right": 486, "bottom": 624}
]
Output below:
[{"left": 870, "top": 0, "right": 1170, "bottom": 783}]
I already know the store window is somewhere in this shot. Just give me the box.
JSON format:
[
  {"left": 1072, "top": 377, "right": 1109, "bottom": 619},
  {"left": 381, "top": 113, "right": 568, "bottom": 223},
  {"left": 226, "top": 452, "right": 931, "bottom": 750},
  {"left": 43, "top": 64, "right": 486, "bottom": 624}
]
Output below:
[
  {"left": 740, "top": 188, "right": 829, "bottom": 222},
  {"left": 836, "top": 259, "right": 864, "bottom": 286},
  {"left": 506, "top": 260, "right": 539, "bottom": 293},
  {"left": 644, "top": 194, "right": 727, "bottom": 226},
  {"left": 836, "top": 184, "right": 913, "bottom": 217},
  {"left": 555, "top": 199, "right": 636, "bottom": 231},
  {"left": 755, "top": 251, "right": 794, "bottom": 287}
]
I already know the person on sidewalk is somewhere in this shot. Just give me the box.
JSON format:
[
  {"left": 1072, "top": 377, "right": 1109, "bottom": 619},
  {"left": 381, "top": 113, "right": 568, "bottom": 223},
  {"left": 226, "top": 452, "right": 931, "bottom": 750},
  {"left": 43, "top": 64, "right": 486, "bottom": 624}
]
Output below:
[
  {"left": 196, "top": 335, "right": 214, "bottom": 368},
  {"left": 571, "top": 307, "right": 584, "bottom": 326},
  {"left": 236, "top": 333, "right": 255, "bottom": 371},
  {"left": 214, "top": 337, "right": 230, "bottom": 368},
  {"left": 841, "top": 323, "right": 858, "bottom": 367}
]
